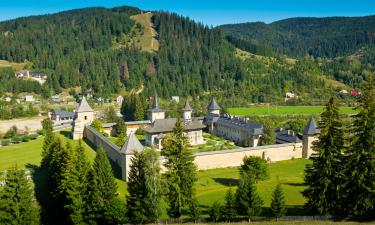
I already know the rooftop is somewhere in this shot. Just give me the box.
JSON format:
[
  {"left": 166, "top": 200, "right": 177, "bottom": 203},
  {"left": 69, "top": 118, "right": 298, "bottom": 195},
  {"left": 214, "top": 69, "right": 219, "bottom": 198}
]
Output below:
[
  {"left": 120, "top": 133, "right": 144, "bottom": 154},
  {"left": 75, "top": 96, "right": 93, "bottom": 113},
  {"left": 303, "top": 116, "right": 320, "bottom": 135},
  {"left": 144, "top": 118, "right": 205, "bottom": 134},
  {"left": 208, "top": 98, "right": 221, "bottom": 111}
]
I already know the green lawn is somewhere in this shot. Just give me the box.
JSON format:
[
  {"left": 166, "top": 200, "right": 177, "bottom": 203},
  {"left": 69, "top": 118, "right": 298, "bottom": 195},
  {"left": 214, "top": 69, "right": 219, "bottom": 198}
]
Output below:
[
  {"left": 195, "top": 159, "right": 310, "bottom": 215},
  {"left": 228, "top": 106, "right": 355, "bottom": 116},
  {"left": 0, "top": 130, "right": 128, "bottom": 199},
  {"left": 189, "top": 133, "right": 237, "bottom": 153}
]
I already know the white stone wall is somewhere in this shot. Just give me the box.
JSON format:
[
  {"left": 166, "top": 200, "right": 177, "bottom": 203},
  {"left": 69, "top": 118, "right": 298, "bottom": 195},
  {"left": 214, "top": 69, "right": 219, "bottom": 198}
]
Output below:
[
  {"left": 193, "top": 143, "right": 303, "bottom": 170},
  {"left": 302, "top": 135, "right": 317, "bottom": 158},
  {"left": 147, "top": 111, "right": 165, "bottom": 122},
  {"left": 186, "top": 129, "right": 205, "bottom": 145}
]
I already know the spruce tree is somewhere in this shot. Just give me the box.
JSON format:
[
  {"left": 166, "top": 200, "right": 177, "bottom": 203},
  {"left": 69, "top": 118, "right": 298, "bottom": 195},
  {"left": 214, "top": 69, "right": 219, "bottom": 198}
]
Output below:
[
  {"left": 134, "top": 95, "right": 145, "bottom": 121},
  {"left": 235, "top": 173, "right": 263, "bottom": 222},
  {"left": 161, "top": 118, "right": 197, "bottom": 218},
  {"left": 59, "top": 142, "right": 90, "bottom": 225},
  {"left": 209, "top": 201, "right": 222, "bottom": 222},
  {"left": 188, "top": 198, "right": 201, "bottom": 223},
  {"left": 127, "top": 149, "right": 162, "bottom": 224},
  {"left": 270, "top": 183, "right": 286, "bottom": 219},
  {"left": 303, "top": 97, "right": 345, "bottom": 215},
  {"left": 222, "top": 189, "right": 237, "bottom": 222},
  {"left": 84, "top": 147, "right": 118, "bottom": 224},
  {"left": 0, "top": 167, "right": 40, "bottom": 225},
  {"left": 342, "top": 78, "right": 375, "bottom": 217}
]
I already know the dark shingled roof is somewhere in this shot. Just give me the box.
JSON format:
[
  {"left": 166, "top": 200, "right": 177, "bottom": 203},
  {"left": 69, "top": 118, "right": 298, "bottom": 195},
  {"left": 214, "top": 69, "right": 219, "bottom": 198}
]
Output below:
[
  {"left": 51, "top": 109, "right": 75, "bottom": 119},
  {"left": 144, "top": 118, "right": 205, "bottom": 134},
  {"left": 216, "top": 116, "right": 263, "bottom": 135},
  {"left": 183, "top": 100, "right": 193, "bottom": 111},
  {"left": 276, "top": 129, "right": 302, "bottom": 144},
  {"left": 148, "top": 94, "right": 164, "bottom": 113},
  {"left": 303, "top": 117, "right": 320, "bottom": 135},
  {"left": 208, "top": 98, "right": 220, "bottom": 111}
]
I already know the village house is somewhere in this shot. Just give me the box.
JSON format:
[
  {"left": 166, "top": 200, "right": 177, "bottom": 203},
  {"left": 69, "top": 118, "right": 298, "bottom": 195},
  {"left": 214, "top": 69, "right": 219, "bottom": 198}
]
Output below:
[
  {"left": 49, "top": 109, "right": 75, "bottom": 123},
  {"left": 144, "top": 95, "right": 205, "bottom": 149}
]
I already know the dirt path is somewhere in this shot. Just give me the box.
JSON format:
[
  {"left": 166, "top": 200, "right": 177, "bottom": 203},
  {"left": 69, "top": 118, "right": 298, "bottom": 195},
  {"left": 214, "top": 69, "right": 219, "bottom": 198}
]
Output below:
[{"left": 0, "top": 117, "right": 45, "bottom": 133}]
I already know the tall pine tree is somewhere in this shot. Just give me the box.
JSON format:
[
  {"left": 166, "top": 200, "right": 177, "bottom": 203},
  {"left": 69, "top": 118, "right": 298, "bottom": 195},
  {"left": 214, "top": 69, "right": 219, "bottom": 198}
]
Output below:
[
  {"left": 303, "top": 97, "right": 345, "bottom": 215},
  {"left": 127, "top": 149, "right": 162, "bottom": 224},
  {"left": 0, "top": 167, "right": 40, "bottom": 225},
  {"left": 84, "top": 147, "right": 118, "bottom": 225},
  {"left": 161, "top": 118, "right": 197, "bottom": 218},
  {"left": 270, "top": 183, "right": 286, "bottom": 219},
  {"left": 235, "top": 172, "right": 263, "bottom": 222},
  {"left": 342, "top": 78, "right": 375, "bottom": 217}
]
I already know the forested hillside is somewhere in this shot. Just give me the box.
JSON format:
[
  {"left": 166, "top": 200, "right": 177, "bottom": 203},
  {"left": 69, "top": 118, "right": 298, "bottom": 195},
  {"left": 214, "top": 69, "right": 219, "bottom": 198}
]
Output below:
[
  {"left": 0, "top": 6, "right": 371, "bottom": 105},
  {"left": 218, "top": 16, "right": 375, "bottom": 58}
]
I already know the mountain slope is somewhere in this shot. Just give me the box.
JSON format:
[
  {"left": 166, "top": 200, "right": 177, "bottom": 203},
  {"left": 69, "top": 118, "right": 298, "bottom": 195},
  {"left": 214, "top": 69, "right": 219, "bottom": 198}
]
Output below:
[{"left": 218, "top": 15, "right": 375, "bottom": 58}]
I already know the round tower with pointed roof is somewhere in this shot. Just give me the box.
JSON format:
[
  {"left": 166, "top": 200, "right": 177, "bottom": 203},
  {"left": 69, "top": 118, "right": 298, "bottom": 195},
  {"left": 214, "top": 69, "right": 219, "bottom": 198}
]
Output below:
[
  {"left": 182, "top": 100, "right": 193, "bottom": 122},
  {"left": 147, "top": 94, "right": 165, "bottom": 122},
  {"left": 72, "top": 96, "right": 95, "bottom": 140},
  {"left": 208, "top": 98, "right": 221, "bottom": 115},
  {"left": 120, "top": 133, "right": 144, "bottom": 182},
  {"left": 302, "top": 116, "right": 320, "bottom": 158}
]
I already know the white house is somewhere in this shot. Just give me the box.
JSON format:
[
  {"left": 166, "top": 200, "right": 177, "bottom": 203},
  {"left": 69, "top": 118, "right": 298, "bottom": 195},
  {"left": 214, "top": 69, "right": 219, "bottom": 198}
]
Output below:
[
  {"left": 24, "top": 95, "right": 34, "bottom": 102},
  {"left": 116, "top": 95, "right": 124, "bottom": 105}
]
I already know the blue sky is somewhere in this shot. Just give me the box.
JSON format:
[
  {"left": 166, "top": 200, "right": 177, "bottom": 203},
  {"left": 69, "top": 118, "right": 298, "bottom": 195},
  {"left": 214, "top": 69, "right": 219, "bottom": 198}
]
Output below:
[{"left": 1, "top": 0, "right": 374, "bottom": 26}]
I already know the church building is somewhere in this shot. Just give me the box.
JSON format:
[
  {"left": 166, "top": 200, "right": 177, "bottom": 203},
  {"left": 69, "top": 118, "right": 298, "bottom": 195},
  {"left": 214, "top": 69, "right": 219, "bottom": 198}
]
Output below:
[{"left": 143, "top": 95, "right": 205, "bottom": 149}]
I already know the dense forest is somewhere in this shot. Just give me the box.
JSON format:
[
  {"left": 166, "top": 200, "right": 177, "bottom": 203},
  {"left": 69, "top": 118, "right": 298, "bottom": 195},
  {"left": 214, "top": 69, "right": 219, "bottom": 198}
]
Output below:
[
  {"left": 0, "top": 6, "right": 373, "bottom": 105},
  {"left": 218, "top": 16, "right": 375, "bottom": 58}
]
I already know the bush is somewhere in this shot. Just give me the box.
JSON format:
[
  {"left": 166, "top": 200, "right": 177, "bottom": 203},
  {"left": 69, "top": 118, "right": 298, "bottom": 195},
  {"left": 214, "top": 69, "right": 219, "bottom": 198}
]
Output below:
[
  {"left": 12, "top": 136, "right": 21, "bottom": 144},
  {"left": 29, "top": 134, "right": 38, "bottom": 140},
  {"left": 209, "top": 201, "right": 222, "bottom": 222},
  {"left": 1, "top": 139, "right": 10, "bottom": 146},
  {"left": 22, "top": 135, "right": 30, "bottom": 142},
  {"left": 135, "top": 128, "right": 145, "bottom": 135}
]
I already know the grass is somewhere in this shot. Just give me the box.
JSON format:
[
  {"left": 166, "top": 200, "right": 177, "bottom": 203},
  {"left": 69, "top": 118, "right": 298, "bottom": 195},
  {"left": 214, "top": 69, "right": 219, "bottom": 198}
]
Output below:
[
  {"left": 228, "top": 106, "right": 355, "bottom": 116},
  {"left": 0, "top": 59, "right": 28, "bottom": 70},
  {"left": 130, "top": 12, "right": 159, "bottom": 52},
  {"left": 189, "top": 132, "right": 237, "bottom": 153},
  {"left": 0, "top": 130, "right": 127, "bottom": 199},
  {"left": 195, "top": 159, "right": 310, "bottom": 216}
]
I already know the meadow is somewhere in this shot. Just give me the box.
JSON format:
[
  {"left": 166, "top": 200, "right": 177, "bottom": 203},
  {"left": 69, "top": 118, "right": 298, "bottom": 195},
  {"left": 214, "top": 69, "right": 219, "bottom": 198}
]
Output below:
[
  {"left": 195, "top": 159, "right": 310, "bottom": 216},
  {"left": 228, "top": 106, "right": 355, "bottom": 116}
]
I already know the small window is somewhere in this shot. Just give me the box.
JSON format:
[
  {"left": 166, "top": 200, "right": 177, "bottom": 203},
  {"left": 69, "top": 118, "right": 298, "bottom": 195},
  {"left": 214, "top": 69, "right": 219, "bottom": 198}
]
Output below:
[{"left": 84, "top": 116, "right": 87, "bottom": 120}]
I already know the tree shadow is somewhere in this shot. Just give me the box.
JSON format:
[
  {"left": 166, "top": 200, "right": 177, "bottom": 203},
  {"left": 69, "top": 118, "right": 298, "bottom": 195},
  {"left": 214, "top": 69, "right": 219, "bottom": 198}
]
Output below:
[
  {"left": 59, "top": 130, "right": 71, "bottom": 139},
  {"left": 283, "top": 182, "right": 306, "bottom": 187},
  {"left": 212, "top": 178, "right": 238, "bottom": 187},
  {"left": 26, "top": 163, "right": 60, "bottom": 225}
]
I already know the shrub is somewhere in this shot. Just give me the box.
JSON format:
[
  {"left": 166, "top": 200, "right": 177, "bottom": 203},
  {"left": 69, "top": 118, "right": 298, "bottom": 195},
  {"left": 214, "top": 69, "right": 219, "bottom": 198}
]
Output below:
[
  {"left": 135, "top": 128, "right": 145, "bottom": 135},
  {"left": 12, "top": 136, "right": 21, "bottom": 144},
  {"left": 1, "top": 139, "right": 10, "bottom": 146},
  {"left": 22, "top": 135, "right": 30, "bottom": 142},
  {"left": 29, "top": 134, "right": 38, "bottom": 140}
]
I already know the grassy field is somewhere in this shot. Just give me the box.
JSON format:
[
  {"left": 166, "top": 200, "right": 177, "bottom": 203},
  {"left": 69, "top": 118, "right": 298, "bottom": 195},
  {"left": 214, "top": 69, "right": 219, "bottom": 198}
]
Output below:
[
  {"left": 130, "top": 12, "right": 159, "bottom": 52},
  {"left": 0, "top": 59, "right": 27, "bottom": 70},
  {"left": 195, "top": 159, "right": 310, "bottom": 215},
  {"left": 0, "top": 131, "right": 128, "bottom": 199},
  {"left": 228, "top": 106, "right": 355, "bottom": 116}
]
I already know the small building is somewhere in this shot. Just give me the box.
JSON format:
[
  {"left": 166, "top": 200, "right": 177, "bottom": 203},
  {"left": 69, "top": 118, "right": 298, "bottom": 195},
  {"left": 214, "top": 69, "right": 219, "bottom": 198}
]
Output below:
[
  {"left": 144, "top": 97, "right": 205, "bottom": 149},
  {"left": 285, "top": 92, "right": 297, "bottom": 102},
  {"left": 116, "top": 95, "right": 124, "bottom": 105},
  {"left": 30, "top": 72, "right": 48, "bottom": 79},
  {"left": 351, "top": 90, "right": 362, "bottom": 95},
  {"left": 339, "top": 89, "right": 348, "bottom": 94},
  {"left": 72, "top": 97, "right": 95, "bottom": 140},
  {"left": 15, "top": 70, "right": 30, "bottom": 78},
  {"left": 4, "top": 97, "right": 11, "bottom": 102},
  {"left": 171, "top": 96, "right": 180, "bottom": 103},
  {"left": 102, "top": 123, "right": 117, "bottom": 136},
  {"left": 49, "top": 109, "right": 75, "bottom": 122},
  {"left": 124, "top": 120, "right": 151, "bottom": 135},
  {"left": 51, "top": 95, "right": 60, "bottom": 102},
  {"left": 275, "top": 128, "right": 302, "bottom": 144},
  {"left": 204, "top": 98, "right": 263, "bottom": 147},
  {"left": 302, "top": 117, "right": 320, "bottom": 158},
  {"left": 24, "top": 95, "right": 34, "bottom": 102}
]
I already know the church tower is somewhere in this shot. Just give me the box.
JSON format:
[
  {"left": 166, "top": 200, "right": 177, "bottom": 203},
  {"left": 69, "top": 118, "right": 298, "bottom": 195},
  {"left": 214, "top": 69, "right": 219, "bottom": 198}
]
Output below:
[
  {"left": 302, "top": 116, "right": 320, "bottom": 158},
  {"left": 147, "top": 94, "right": 165, "bottom": 123},
  {"left": 72, "top": 96, "right": 95, "bottom": 140},
  {"left": 207, "top": 98, "right": 221, "bottom": 115},
  {"left": 182, "top": 100, "right": 193, "bottom": 122}
]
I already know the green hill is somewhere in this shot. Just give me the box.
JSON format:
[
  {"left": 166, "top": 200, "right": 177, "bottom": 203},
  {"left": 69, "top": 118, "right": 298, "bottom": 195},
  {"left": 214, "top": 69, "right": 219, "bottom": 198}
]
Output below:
[
  {"left": 0, "top": 6, "right": 371, "bottom": 104},
  {"left": 218, "top": 15, "right": 375, "bottom": 58}
]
